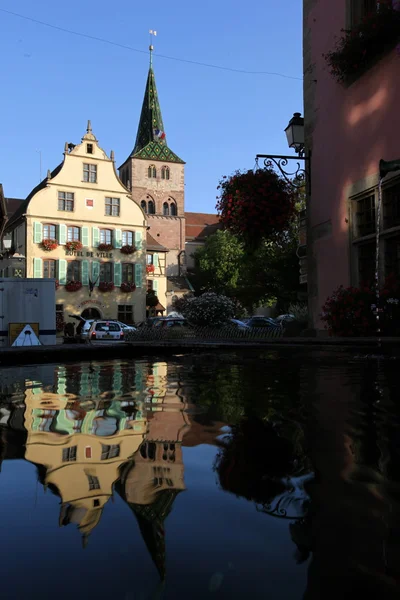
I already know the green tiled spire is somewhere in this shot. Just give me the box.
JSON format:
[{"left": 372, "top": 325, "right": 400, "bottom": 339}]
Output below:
[{"left": 131, "top": 65, "right": 184, "bottom": 164}]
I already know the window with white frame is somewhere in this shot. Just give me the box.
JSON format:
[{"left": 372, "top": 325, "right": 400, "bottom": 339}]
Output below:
[
  {"left": 105, "top": 197, "right": 120, "bottom": 217},
  {"left": 83, "top": 163, "right": 97, "bottom": 183},
  {"left": 100, "top": 262, "right": 113, "bottom": 282},
  {"left": 67, "top": 226, "right": 80, "bottom": 242},
  {"left": 58, "top": 192, "right": 74, "bottom": 211},
  {"left": 122, "top": 231, "right": 133, "bottom": 246},
  {"left": 100, "top": 229, "right": 112, "bottom": 245},
  {"left": 43, "top": 223, "right": 57, "bottom": 239},
  {"left": 62, "top": 446, "right": 77, "bottom": 462}
]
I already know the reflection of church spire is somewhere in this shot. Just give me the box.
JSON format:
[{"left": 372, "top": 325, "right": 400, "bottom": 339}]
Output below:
[{"left": 129, "top": 489, "right": 180, "bottom": 580}]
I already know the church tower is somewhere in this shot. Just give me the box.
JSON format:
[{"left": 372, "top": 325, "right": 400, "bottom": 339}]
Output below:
[{"left": 119, "top": 48, "right": 185, "bottom": 277}]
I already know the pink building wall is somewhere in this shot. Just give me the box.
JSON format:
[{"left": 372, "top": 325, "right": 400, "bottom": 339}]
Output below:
[{"left": 304, "top": 0, "right": 400, "bottom": 330}]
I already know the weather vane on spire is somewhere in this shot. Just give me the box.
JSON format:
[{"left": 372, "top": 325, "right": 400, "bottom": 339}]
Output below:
[{"left": 149, "top": 29, "right": 157, "bottom": 66}]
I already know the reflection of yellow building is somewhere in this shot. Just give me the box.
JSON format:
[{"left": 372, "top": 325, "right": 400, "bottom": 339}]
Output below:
[{"left": 23, "top": 365, "right": 148, "bottom": 544}]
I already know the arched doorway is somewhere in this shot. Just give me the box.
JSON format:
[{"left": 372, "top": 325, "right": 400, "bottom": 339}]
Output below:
[{"left": 81, "top": 307, "right": 101, "bottom": 320}]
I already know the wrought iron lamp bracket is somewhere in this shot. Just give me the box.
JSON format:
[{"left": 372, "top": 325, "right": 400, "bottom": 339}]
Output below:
[{"left": 255, "top": 153, "right": 311, "bottom": 194}]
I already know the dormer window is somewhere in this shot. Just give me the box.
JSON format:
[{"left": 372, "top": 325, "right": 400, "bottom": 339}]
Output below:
[
  {"left": 148, "top": 165, "right": 157, "bottom": 179},
  {"left": 86, "top": 144, "right": 93, "bottom": 154}
]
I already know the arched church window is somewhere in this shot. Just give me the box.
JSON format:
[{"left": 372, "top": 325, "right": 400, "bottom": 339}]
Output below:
[
  {"left": 161, "top": 166, "right": 170, "bottom": 180},
  {"left": 148, "top": 200, "right": 155, "bottom": 214},
  {"left": 163, "top": 202, "right": 170, "bottom": 216},
  {"left": 170, "top": 202, "right": 177, "bottom": 216},
  {"left": 141, "top": 200, "right": 147, "bottom": 212},
  {"left": 148, "top": 165, "right": 157, "bottom": 178}
]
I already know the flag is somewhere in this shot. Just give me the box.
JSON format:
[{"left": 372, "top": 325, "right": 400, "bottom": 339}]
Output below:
[
  {"left": 153, "top": 128, "right": 166, "bottom": 140},
  {"left": 149, "top": 30, "right": 157, "bottom": 36},
  {"left": 88, "top": 275, "right": 99, "bottom": 296}
]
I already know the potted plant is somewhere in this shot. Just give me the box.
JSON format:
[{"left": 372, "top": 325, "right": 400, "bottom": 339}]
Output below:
[
  {"left": 99, "top": 281, "right": 115, "bottom": 292},
  {"left": 66, "top": 241, "right": 83, "bottom": 251},
  {"left": 121, "top": 282, "right": 136, "bottom": 293},
  {"left": 216, "top": 168, "right": 295, "bottom": 247},
  {"left": 65, "top": 281, "right": 82, "bottom": 292},
  {"left": 146, "top": 264, "right": 155, "bottom": 274},
  {"left": 120, "top": 244, "right": 136, "bottom": 255},
  {"left": 98, "top": 243, "right": 113, "bottom": 252},
  {"left": 40, "top": 238, "right": 59, "bottom": 251},
  {"left": 323, "top": 4, "right": 400, "bottom": 84}
]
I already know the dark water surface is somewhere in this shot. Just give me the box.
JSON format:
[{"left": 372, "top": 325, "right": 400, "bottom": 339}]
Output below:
[{"left": 0, "top": 350, "right": 400, "bottom": 599}]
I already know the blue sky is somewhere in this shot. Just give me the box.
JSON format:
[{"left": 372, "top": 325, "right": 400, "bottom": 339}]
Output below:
[{"left": 0, "top": 1, "right": 303, "bottom": 213}]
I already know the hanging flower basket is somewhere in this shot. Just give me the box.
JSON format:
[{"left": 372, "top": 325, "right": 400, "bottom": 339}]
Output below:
[
  {"left": 120, "top": 282, "right": 136, "bottom": 293},
  {"left": 66, "top": 240, "right": 83, "bottom": 251},
  {"left": 40, "top": 238, "right": 59, "bottom": 251},
  {"left": 146, "top": 264, "right": 155, "bottom": 274},
  {"left": 65, "top": 281, "right": 82, "bottom": 292},
  {"left": 98, "top": 243, "right": 113, "bottom": 252},
  {"left": 323, "top": 4, "right": 400, "bottom": 84},
  {"left": 216, "top": 168, "right": 295, "bottom": 245},
  {"left": 120, "top": 244, "right": 136, "bottom": 255},
  {"left": 99, "top": 281, "right": 115, "bottom": 293}
]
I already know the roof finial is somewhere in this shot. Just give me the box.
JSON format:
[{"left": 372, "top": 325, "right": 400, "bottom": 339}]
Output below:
[
  {"left": 149, "top": 29, "right": 157, "bottom": 67},
  {"left": 87, "top": 120, "right": 92, "bottom": 134}
]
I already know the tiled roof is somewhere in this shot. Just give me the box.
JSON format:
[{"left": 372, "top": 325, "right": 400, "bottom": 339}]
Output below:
[
  {"left": 146, "top": 232, "right": 168, "bottom": 252},
  {"left": 5, "top": 197, "right": 24, "bottom": 218},
  {"left": 185, "top": 212, "right": 222, "bottom": 241}
]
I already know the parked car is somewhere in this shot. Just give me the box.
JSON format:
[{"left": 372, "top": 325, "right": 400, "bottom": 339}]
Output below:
[
  {"left": 153, "top": 318, "right": 189, "bottom": 328},
  {"left": 137, "top": 317, "right": 166, "bottom": 328},
  {"left": 69, "top": 315, "right": 136, "bottom": 342},
  {"left": 229, "top": 319, "right": 250, "bottom": 330},
  {"left": 88, "top": 320, "right": 125, "bottom": 341},
  {"left": 275, "top": 314, "right": 295, "bottom": 324},
  {"left": 246, "top": 317, "right": 280, "bottom": 328}
]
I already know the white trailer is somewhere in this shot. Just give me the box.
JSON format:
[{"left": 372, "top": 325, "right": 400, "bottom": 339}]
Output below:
[{"left": 0, "top": 278, "right": 56, "bottom": 347}]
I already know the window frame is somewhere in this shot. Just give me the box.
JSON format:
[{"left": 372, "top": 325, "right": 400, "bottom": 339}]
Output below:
[
  {"left": 148, "top": 165, "right": 157, "bottom": 178},
  {"left": 43, "top": 259, "right": 57, "bottom": 279},
  {"left": 83, "top": 163, "right": 97, "bottom": 183},
  {"left": 170, "top": 202, "right": 177, "bottom": 216},
  {"left": 58, "top": 191, "right": 74, "bottom": 212},
  {"left": 163, "top": 202, "right": 170, "bottom": 216},
  {"left": 117, "top": 304, "right": 134, "bottom": 324},
  {"left": 122, "top": 230, "right": 134, "bottom": 246},
  {"left": 105, "top": 197, "right": 120, "bottom": 217},
  {"left": 62, "top": 445, "right": 77, "bottom": 462},
  {"left": 67, "top": 225, "right": 81, "bottom": 242},
  {"left": 43, "top": 223, "right": 57, "bottom": 240},
  {"left": 100, "top": 229, "right": 112, "bottom": 245},
  {"left": 67, "top": 260, "right": 81, "bottom": 282},
  {"left": 122, "top": 263, "right": 134, "bottom": 283},
  {"left": 86, "top": 143, "right": 93, "bottom": 154},
  {"left": 161, "top": 166, "right": 170, "bottom": 180},
  {"left": 148, "top": 200, "right": 155, "bottom": 215},
  {"left": 99, "top": 262, "right": 113, "bottom": 283}
]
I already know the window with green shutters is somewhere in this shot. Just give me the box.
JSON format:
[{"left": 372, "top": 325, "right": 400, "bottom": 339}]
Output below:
[
  {"left": 122, "top": 264, "right": 134, "bottom": 283},
  {"left": 114, "top": 229, "right": 122, "bottom": 249},
  {"left": 92, "top": 261, "right": 100, "bottom": 285},
  {"left": 58, "top": 259, "right": 67, "bottom": 285},
  {"left": 153, "top": 253, "right": 159, "bottom": 267},
  {"left": 33, "top": 222, "right": 43, "bottom": 244},
  {"left": 113, "top": 262, "right": 122, "bottom": 287},
  {"left": 134, "top": 263, "right": 143, "bottom": 287},
  {"left": 33, "top": 257, "right": 42, "bottom": 278},
  {"left": 92, "top": 227, "right": 100, "bottom": 247},
  {"left": 81, "top": 260, "right": 89, "bottom": 285},
  {"left": 58, "top": 224, "right": 67, "bottom": 245},
  {"left": 134, "top": 231, "right": 143, "bottom": 250},
  {"left": 81, "top": 226, "right": 89, "bottom": 247}
]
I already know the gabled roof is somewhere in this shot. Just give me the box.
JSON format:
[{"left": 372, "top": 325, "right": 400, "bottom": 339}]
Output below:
[
  {"left": 146, "top": 232, "right": 168, "bottom": 252},
  {"left": 185, "top": 212, "right": 221, "bottom": 241},
  {"left": 5, "top": 163, "right": 63, "bottom": 231},
  {"left": 5, "top": 197, "right": 24, "bottom": 217}
]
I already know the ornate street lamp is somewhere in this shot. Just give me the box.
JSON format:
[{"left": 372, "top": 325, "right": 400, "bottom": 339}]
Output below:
[{"left": 255, "top": 112, "right": 311, "bottom": 194}]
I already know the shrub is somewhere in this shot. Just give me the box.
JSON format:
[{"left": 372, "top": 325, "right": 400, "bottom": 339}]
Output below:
[
  {"left": 40, "top": 239, "right": 58, "bottom": 251},
  {"left": 288, "top": 303, "right": 309, "bottom": 325},
  {"left": 180, "top": 292, "right": 235, "bottom": 327}
]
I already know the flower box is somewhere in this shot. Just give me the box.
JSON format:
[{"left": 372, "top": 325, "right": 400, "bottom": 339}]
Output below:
[
  {"left": 66, "top": 240, "right": 83, "bottom": 251},
  {"left": 98, "top": 243, "right": 113, "bottom": 252},
  {"left": 65, "top": 281, "right": 82, "bottom": 292},
  {"left": 40, "top": 238, "right": 59, "bottom": 251},
  {"left": 99, "top": 281, "right": 115, "bottom": 293},
  {"left": 146, "top": 264, "right": 155, "bottom": 274},
  {"left": 324, "top": 4, "right": 400, "bottom": 85},
  {"left": 120, "top": 282, "right": 136, "bottom": 293},
  {"left": 120, "top": 244, "right": 136, "bottom": 255}
]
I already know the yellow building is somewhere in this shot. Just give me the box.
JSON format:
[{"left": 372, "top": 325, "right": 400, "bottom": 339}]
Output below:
[{"left": 2, "top": 122, "right": 149, "bottom": 326}]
